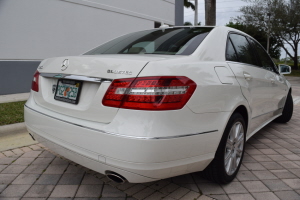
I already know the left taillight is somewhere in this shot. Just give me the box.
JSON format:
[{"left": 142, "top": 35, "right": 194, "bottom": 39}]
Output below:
[{"left": 31, "top": 70, "right": 40, "bottom": 92}]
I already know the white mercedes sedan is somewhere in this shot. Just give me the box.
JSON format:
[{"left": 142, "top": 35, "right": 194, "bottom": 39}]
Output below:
[{"left": 25, "top": 26, "right": 293, "bottom": 184}]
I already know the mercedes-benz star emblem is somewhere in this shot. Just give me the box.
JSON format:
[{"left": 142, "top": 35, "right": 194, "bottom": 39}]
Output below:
[{"left": 61, "top": 59, "right": 69, "bottom": 71}]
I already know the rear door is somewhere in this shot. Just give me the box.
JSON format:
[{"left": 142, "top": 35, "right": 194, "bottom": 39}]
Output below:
[
  {"left": 226, "top": 33, "right": 276, "bottom": 134},
  {"left": 248, "top": 38, "right": 288, "bottom": 111}
]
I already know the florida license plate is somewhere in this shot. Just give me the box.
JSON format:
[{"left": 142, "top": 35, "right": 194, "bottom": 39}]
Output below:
[{"left": 54, "top": 79, "right": 82, "bottom": 104}]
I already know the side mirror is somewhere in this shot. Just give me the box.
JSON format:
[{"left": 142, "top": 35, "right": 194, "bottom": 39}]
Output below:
[{"left": 278, "top": 64, "right": 291, "bottom": 75}]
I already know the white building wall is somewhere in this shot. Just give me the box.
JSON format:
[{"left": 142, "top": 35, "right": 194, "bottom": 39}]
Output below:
[
  {"left": 0, "top": 0, "right": 175, "bottom": 95},
  {"left": 0, "top": 0, "right": 175, "bottom": 60}
]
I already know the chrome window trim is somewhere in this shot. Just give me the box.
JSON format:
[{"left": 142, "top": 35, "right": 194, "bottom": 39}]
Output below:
[
  {"left": 226, "top": 31, "right": 279, "bottom": 75},
  {"left": 40, "top": 73, "right": 112, "bottom": 83},
  {"left": 225, "top": 61, "right": 279, "bottom": 76},
  {"left": 25, "top": 105, "right": 218, "bottom": 140}
]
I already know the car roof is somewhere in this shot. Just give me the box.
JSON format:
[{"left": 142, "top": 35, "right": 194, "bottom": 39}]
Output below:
[{"left": 170, "top": 26, "right": 247, "bottom": 34}]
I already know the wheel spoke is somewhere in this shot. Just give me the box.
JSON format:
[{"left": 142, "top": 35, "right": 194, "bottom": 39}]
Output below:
[
  {"left": 235, "top": 123, "right": 241, "bottom": 140},
  {"left": 232, "top": 152, "right": 237, "bottom": 169},
  {"left": 225, "top": 151, "right": 232, "bottom": 165},
  {"left": 229, "top": 156, "right": 234, "bottom": 173},
  {"left": 226, "top": 140, "right": 233, "bottom": 149},
  {"left": 236, "top": 133, "right": 244, "bottom": 146},
  {"left": 226, "top": 157, "right": 232, "bottom": 173},
  {"left": 236, "top": 148, "right": 242, "bottom": 157},
  {"left": 229, "top": 127, "right": 235, "bottom": 141}
]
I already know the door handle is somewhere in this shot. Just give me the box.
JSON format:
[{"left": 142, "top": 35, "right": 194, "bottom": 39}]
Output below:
[{"left": 243, "top": 73, "right": 252, "bottom": 80}]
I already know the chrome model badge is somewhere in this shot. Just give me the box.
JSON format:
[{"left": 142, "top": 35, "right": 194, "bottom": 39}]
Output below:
[
  {"left": 61, "top": 59, "right": 69, "bottom": 71},
  {"left": 107, "top": 70, "right": 132, "bottom": 75}
]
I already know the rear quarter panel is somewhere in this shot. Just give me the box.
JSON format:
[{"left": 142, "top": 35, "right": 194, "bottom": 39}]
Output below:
[
  {"left": 138, "top": 58, "right": 247, "bottom": 115},
  {"left": 138, "top": 57, "right": 250, "bottom": 153}
]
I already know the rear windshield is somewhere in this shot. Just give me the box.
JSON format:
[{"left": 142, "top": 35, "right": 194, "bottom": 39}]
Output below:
[{"left": 84, "top": 27, "right": 213, "bottom": 55}]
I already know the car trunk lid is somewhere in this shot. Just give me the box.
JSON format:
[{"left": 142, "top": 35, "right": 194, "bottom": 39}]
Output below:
[{"left": 33, "top": 55, "right": 167, "bottom": 123}]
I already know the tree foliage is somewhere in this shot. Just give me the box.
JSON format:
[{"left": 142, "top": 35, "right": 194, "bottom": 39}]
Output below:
[
  {"left": 234, "top": 0, "right": 300, "bottom": 69},
  {"left": 226, "top": 22, "right": 281, "bottom": 59},
  {"left": 184, "top": 0, "right": 195, "bottom": 11},
  {"left": 184, "top": 21, "right": 193, "bottom": 26},
  {"left": 184, "top": 21, "right": 201, "bottom": 26}
]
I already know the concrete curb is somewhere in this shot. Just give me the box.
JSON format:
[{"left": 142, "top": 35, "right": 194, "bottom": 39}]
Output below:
[
  {"left": 0, "top": 122, "right": 27, "bottom": 137},
  {"left": 0, "top": 92, "right": 30, "bottom": 104}
]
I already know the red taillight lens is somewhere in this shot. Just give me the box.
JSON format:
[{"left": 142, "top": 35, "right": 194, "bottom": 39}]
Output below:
[
  {"left": 31, "top": 71, "right": 40, "bottom": 92},
  {"left": 102, "top": 76, "right": 197, "bottom": 110}
]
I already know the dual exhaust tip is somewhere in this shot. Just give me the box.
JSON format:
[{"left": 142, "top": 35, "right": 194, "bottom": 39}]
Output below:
[{"left": 105, "top": 171, "right": 127, "bottom": 184}]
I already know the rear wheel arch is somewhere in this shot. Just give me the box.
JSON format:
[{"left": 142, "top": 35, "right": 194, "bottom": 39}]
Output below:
[
  {"left": 216, "top": 104, "right": 249, "bottom": 149},
  {"left": 232, "top": 105, "right": 249, "bottom": 133},
  {"left": 202, "top": 112, "right": 246, "bottom": 183},
  {"left": 274, "top": 89, "right": 293, "bottom": 123}
]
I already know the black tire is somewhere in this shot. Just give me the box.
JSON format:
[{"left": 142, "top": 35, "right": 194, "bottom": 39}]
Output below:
[
  {"left": 274, "top": 91, "right": 293, "bottom": 123},
  {"left": 202, "top": 113, "right": 246, "bottom": 184}
]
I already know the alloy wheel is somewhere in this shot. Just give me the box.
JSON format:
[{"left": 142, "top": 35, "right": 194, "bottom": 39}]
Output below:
[{"left": 224, "top": 121, "right": 244, "bottom": 176}]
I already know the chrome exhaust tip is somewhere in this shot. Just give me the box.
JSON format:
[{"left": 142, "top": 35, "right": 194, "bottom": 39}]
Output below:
[{"left": 105, "top": 171, "right": 127, "bottom": 184}]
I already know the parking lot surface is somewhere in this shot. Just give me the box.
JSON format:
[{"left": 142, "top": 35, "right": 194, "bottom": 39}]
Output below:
[
  {"left": 0, "top": 105, "right": 300, "bottom": 200},
  {"left": 0, "top": 76, "right": 300, "bottom": 200}
]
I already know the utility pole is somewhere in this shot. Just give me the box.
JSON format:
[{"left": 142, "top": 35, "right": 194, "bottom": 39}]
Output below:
[
  {"left": 285, "top": 51, "right": 287, "bottom": 64},
  {"left": 267, "top": 13, "right": 271, "bottom": 53},
  {"left": 205, "top": 0, "right": 216, "bottom": 25},
  {"left": 194, "top": 0, "right": 198, "bottom": 26}
]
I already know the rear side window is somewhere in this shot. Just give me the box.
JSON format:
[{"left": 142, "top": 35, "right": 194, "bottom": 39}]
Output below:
[
  {"left": 226, "top": 38, "right": 239, "bottom": 62},
  {"left": 249, "top": 39, "right": 276, "bottom": 72},
  {"left": 229, "top": 34, "right": 257, "bottom": 66}
]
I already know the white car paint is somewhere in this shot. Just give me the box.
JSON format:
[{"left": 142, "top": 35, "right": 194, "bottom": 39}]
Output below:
[{"left": 24, "top": 26, "right": 291, "bottom": 183}]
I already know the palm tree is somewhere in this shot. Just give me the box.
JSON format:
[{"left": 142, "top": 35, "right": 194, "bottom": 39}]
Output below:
[
  {"left": 184, "top": 0, "right": 195, "bottom": 10},
  {"left": 205, "top": 0, "right": 216, "bottom": 25},
  {"left": 185, "top": 0, "right": 216, "bottom": 26},
  {"left": 184, "top": 0, "right": 199, "bottom": 26}
]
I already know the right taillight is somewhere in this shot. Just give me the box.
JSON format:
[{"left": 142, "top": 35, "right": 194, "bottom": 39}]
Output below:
[
  {"left": 102, "top": 76, "right": 197, "bottom": 110},
  {"left": 31, "top": 70, "right": 40, "bottom": 92}
]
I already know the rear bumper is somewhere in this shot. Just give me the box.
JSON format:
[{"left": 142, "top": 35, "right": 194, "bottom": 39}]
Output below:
[
  {"left": 30, "top": 132, "right": 157, "bottom": 183},
  {"left": 24, "top": 98, "right": 230, "bottom": 183}
]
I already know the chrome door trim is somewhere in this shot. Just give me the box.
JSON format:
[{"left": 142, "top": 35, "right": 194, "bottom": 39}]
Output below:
[
  {"left": 25, "top": 105, "right": 218, "bottom": 140},
  {"left": 251, "top": 108, "right": 283, "bottom": 120},
  {"left": 40, "top": 73, "right": 112, "bottom": 83}
]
